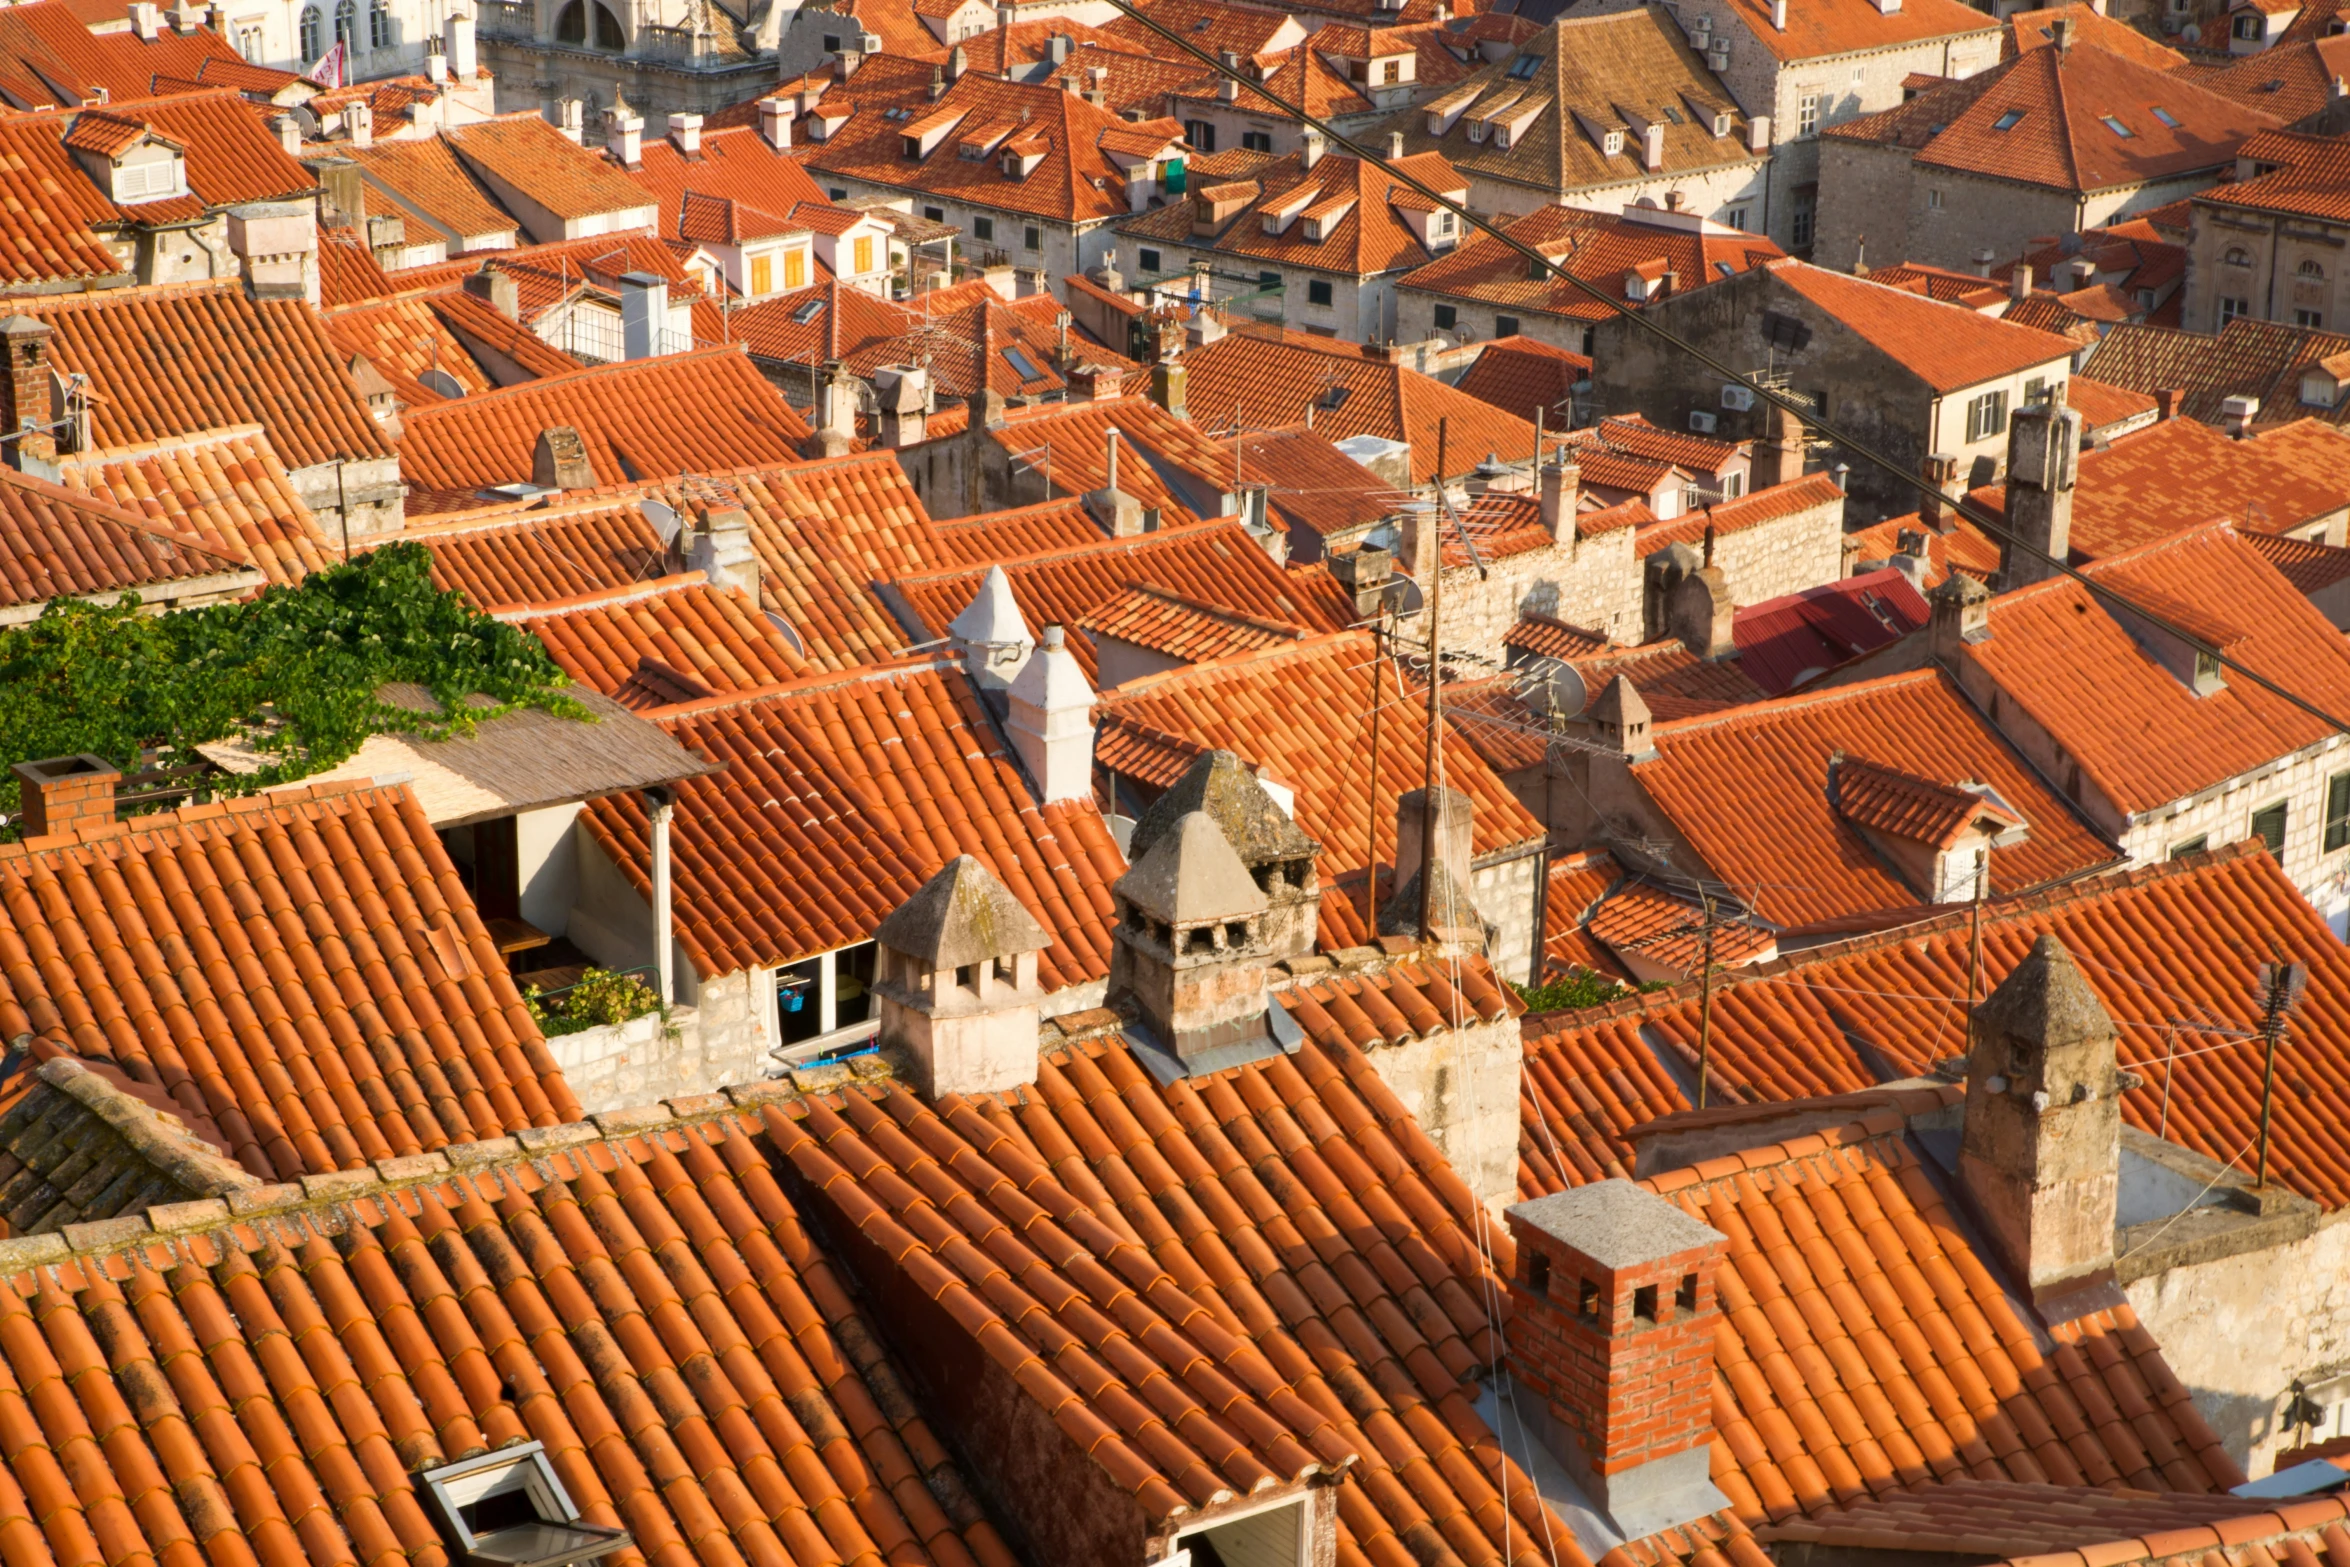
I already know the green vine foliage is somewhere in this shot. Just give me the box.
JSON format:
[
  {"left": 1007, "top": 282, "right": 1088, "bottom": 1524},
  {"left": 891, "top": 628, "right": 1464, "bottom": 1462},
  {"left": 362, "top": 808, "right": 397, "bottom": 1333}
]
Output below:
[
  {"left": 0, "top": 542, "right": 587, "bottom": 833},
  {"left": 1514, "top": 968, "right": 1671, "bottom": 1013}
]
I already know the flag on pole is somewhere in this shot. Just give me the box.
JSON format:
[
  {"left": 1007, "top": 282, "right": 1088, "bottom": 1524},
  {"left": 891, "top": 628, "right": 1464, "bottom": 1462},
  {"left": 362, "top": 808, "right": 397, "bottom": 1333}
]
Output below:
[{"left": 307, "top": 39, "right": 345, "bottom": 87}]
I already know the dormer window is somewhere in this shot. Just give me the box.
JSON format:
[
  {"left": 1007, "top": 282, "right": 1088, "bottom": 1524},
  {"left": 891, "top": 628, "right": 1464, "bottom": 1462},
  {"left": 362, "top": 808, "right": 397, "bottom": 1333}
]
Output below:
[
  {"left": 113, "top": 148, "right": 182, "bottom": 202},
  {"left": 420, "top": 1443, "right": 631, "bottom": 1567},
  {"left": 1603, "top": 130, "right": 1625, "bottom": 155}
]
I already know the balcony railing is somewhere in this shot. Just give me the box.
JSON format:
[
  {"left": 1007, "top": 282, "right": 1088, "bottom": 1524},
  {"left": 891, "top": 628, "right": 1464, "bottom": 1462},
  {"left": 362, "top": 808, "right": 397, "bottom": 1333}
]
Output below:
[{"left": 476, "top": 0, "right": 534, "bottom": 39}]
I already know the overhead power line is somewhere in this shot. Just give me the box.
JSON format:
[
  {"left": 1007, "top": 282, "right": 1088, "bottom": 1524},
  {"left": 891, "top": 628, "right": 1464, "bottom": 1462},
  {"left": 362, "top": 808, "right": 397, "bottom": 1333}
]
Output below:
[{"left": 1094, "top": 0, "right": 2350, "bottom": 738}]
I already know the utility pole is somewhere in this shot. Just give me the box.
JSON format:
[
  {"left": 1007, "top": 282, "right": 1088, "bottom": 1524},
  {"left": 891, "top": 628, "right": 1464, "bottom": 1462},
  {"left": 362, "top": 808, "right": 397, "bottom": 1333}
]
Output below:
[
  {"left": 1419, "top": 418, "right": 1449, "bottom": 941},
  {"left": 1696, "top": 888, "right": 1717, "bottom": 1109},
  {"left": 2253, "top": 954, "right": 2306, "bottom": 1189},
  {"left": 1364, "top": 604, "right": 1386, "bottom": 928},
  {"left": 1967, "top": 847, "right": 1989, "bottom": 1017}
]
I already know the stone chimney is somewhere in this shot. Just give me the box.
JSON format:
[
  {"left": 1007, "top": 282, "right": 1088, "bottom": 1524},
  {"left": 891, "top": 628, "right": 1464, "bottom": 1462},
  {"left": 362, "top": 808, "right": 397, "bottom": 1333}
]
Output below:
[
  {"left": 758, "top": 96, "right": 791, "bottom": 150},
  {"left": 667, "top": 111, "right": 703, "bottom": 157},
  {"left": 449, "top": 2, "right": 476, "bottom": 77},
  {"left": 1540, "top": 455, "right": 1579, "bottom": 543},
  {"left": 533, "top": 426, "right": 595, "bottom": 490},
  {"left": 947, "top": 564, "right": 1033, "bottom": 693},
  {"left": 2010, "top": 263, "right": 2033, "bottom": 303},
  {"left": 1398, "top": 500, "right": 1438, "bottom": 583},
  {"left": 131, "top": 0, "right": 158, "bottom": 38},
  {"left": 2222, "top": 393, "right": 2260, "bottom": 438},
  {"left": 609, "top": 110, "right": 643, "bottom": 168},
  {"left": 687, "top": 506, "right": 759, "bottom": 601},
  {"left": 873, "top": 856, "right": 1053, "bottom": 1097},
  {"left": 1927, "top": 571, "right": 1990, "bottom": 663},
  {"left": 1127, "top": 748, "right": 1321, "bottom": 960},
  {"left": 1918, "top": 450, "right": 1961, "bottom": 534},
  {"left": 561, "top": 97, "right": 585, "bottom": 141},
  {"left": 1667, "top": 561, "right": 1736, "bottom": 660},
  {"left": 341, "top": 100, "right": 372, "bottom": 149},
  {"left": 818, "top": 361, "right": 858, "bottom": 458},
  {"left": 0, "top": 316, "right": 56, "bottom": 474},
  {"left": 2001, "top": 392, "right": 2079, "bottom": 590},
  {"left": 1328, "top": 545, "right": 1394, "bottom": 617},
  {"left": 1957, "top": 935, "right": 2124, "bottom": 1306},
  {"left": 620, "top": 272, "right": 668, "bottom": 360},
  {"left": 11, "top": 755, "right": 120, "bottom": 839},
  {"left": 1753, "top": 402, "right": 1804, "bottom": 489},
  {"left": 464, "top": 262, "right": 519, "bottom": 322},
  {"left": 1589, "top": 674, "right": 1654, "bottom": 760},
  {"left": 876, "top": 363, "right": 929, "bottom": 447},
  {"left": 1642, "top": 539, "right": 1700, "bottom": 642},
  {"left": 1503, "top": 1181, "right": 1731, "bottom": 1540},
  {"left": 1302, "top": 128, "right": 1325, "bottom": 170},
  {"left": 1005, "top": 625, "right": 1096, "bottom": 804},
  {"left": 1151, "top": 355, "right": 1186, "bottom": 418},
  {"left": 1084, "top": 426, "right": 1145, "bottom": 535},
  {"left": 1381, "top": 786, "right": 1483, "bottom": 950},
  {"left": 1107, "top": 810, "right": 1276, "bottom": 1068},
  {"left": 274, "top": 113, "right": 302, "bottom": 156},
  {"left": 1219, "top": 50, "right": 1240, "bottom": 100}
]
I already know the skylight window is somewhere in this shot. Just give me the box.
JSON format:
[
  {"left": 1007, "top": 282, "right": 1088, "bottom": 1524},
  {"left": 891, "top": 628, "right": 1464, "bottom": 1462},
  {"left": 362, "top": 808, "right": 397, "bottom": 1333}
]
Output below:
[
  {"left": 2150, "top": 105, "right": 2180, "bottom": 126},
  {"left": 1317, "top": 385, "right": 1351, "bottom": 410},
  {"left": 421, "top": 1443, "right": 630, "bottom": 1567},
  {"left": 793, "top": 296, "right": 824, "bottom": 323},
  {"left": 2101, "top": 114, "right": 2134, "bottom": 137},
  {"left": 1004, "top": 346, "right": 1044, "bottom": 381},
  {"left": 1992, "top": 109, "right": 2025, "bottom": 130},
  {"left": 1508, "top": 52, "right": 1540, "bottom": 77}
]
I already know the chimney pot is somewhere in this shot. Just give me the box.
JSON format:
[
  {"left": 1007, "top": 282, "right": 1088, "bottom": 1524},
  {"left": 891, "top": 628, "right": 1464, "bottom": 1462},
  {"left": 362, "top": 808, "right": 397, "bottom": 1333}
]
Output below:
[
  {"left": 758, "top": 95, "right": 793, "bottom": 149},
  {"left": 11, "top": 754, "right": 121, "bottom": 839},
  {"left": 874, "top": 856, "right": 1053, "bottom": 1097},
  {"left": 667, "top": 111, "right": 702, "bottom": 155},
  {"left": 2010, "top": 262, "right": 2033, "bottom": 303},
  {"left": 1006, "top": 623, "right": 1096, "bottom": 804}
]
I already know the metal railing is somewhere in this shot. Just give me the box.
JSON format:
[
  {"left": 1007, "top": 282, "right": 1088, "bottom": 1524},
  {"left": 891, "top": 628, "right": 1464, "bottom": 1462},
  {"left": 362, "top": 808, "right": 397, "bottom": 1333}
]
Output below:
[{"left": 547, "top": 312, "right": 695, "bottom": 364}]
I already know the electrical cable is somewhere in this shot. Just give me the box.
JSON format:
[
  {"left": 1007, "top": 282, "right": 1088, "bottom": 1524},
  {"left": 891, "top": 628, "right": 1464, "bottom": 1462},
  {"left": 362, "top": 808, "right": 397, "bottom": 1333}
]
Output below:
[{"left": 1094, "top": 0, "right": 2350, "bottom": 739}]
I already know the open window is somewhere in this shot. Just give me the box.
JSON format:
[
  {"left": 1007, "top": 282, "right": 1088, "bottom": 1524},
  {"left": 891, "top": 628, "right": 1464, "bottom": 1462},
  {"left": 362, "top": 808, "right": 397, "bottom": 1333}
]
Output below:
[
  {"left": 420, "top": 1442, "right": 631, "bottom": 1567},
  {"left": 1171, "top": 1492, "right": 1315, "bottom": 1567}
]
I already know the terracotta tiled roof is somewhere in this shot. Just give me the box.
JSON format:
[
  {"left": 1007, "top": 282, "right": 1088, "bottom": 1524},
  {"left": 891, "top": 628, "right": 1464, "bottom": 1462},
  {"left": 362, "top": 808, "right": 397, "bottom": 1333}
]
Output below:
[
  {"left": 1970, "top": 523, "right": 2350, "bottom": 815},
  {"left": 1826, "top": 44, "right": 2278, "bottom": 196},
  {"left": 2008, "top": 3, "right": 2189, "bottom": 68},
  {"left": 1388, "top": 11, "right": 1760, "bottom": 202},
  {"left": 0, "top": 114, "right": 126, "bottom": 288},
  {"left": 1588, "top": 879, "right": 1777, "bottom": 970},
  {"left": 723, "top": 276, "right": 920, "bottom": 366},
  {"left": 2199, "top": 128, "right": 2350, "bottom": 223},
  {"left": 2081, "top": 317, "right": 2350, "bottom": 430},
  {"left": 66, "top": 89, "right": 315, "bottom": 214},
  {"left": 9, "top": 279, "right": 394, "bottom": 469},
  {"left": 1453, "top": 335, "right": 1592, "bottom": 430},
  {"left": 1631, "top": 668, "right": 2119, "bottom": 926},
  {"left": 763, "top": 957, "right": 1628, "bottom": 1567},
  {"left": 1999, "top": 291, "right": 2108, "bottom": 346},
  {"left": 1731, "top": 566, "right": 1931, "bottom": 696},
  {"left": 1767, "top": 1478, "right": 2315, "bottom": 1560},
  {"left": 0, "top": 1, "right": 248, "bottom": 107},
  {"left": 1632, "top": 1117, "right": 2243, "bottom": 1517},
  {"left": 2063, "top": 372, "right": 2159, "bottom": 436},
  {"left": 889, "top": 521, "right": 1355, "bottom": 680},
  {"left": 0, "top": 780, "right": 581, "bottom": 1179},
  {"left": 2246, "top": 528, "right": 2350, "bottom": 591},
  {"left": 1098, "top": 0, "right": 1302, "bottom": 62},
  {"left": 324, "top": 290, "right": 501, "bottom": 402},
  {"left": 445, "top": 113, "right": 655, "bottom": 224},
  {"left": 979, "top": 394, "right": 1235, "bottom": 525},
  {"left": 1442, "top": 671, "right": 1552, "bottom": 774},
  {"left": 1845, "top": 511, "right": 2011, "bottom": 586},
  {"left": 1831, "top": 751, "right": 2024, "bottom": 849},
  {"left": 1096, "top": 630, "right": 1544, "bottom": 873},
  {"left": 1403, "top": 206, "right": 1784, "bottom": 326},
  {"left": 0, "top": 1098, "right": 1018, "bottom": 1567},
  {"left": 1539, "top": 848, "right": 1632, "bottom": 979},
  {"left": 391, "top": 495, "right": 670, "bottom": 606},
  {"left": 55, "top": 424, "right": 334, "bottom": 588},
  {"left": 1186, "top": 329, "right": 1540, "bottom": 484},
  {"left": 1123, "top": 147, "right": 1465, "bottom": 279},
  {"left": 619, "top": 121, "right": 834, "bottom": 238},
  {"left": 343, "top": 131, "right": 520, "bottom": 243},
  {"left": 2207, "top": 32, "right": 2350, "bottom": 123},
  {"left": 1569, "top": 637, "right": 1769, "bottom": 719},
  {"left": 1505, "top": 612, "right": 1609, "bottom": 661},
  {"left": 1075, "top": 580, "right": 1310, "bottom": 664},
  {"left": 1709, "top": 0, "right": 1997, "bottom": 64},
  {"left": 803, "top": 66, "right": 1184, "bottom": 225},
  {"left": 844, "top": 281, "right": 1140, "bottom": 403},
  {"left": 1768, "top": 261, "right": 2079, "bottom": 393},
  {"left": 315, "top": 226, "right": 393, "bottom": 306},
  {"left": 1634, "top": 470, "right": 1845, "bottom": 561},
  {"left": 1524, "top": 841, "right": 2350, "bottom": 1208},
  {"left": 1231, "top": 422, "right": 1396, "bottom": 542},
  {"left": 580, "top": 658, "right": 1123, "bottom": 984},
  {"left": 0, "top": 462, "right": 257, "bottom": 610},
  {"left": 499, "top": 573, "right": 814, "bottom": 707},
  {"left": 1860, "top": 261, "right": 2012, "bottom": 311},
  {"left": 395, "top": 346, "right": 813, "bottom": 498},
  {"left": 1590, "top": 413, "right": 1748, "bottom": 473},
  {"left": 924, "top": 497, "right": 1097, "bottom": 565}
]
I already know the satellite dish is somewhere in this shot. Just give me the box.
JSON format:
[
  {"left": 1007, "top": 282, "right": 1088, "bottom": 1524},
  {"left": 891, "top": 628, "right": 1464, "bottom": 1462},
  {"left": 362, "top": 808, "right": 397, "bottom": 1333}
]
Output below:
[
  {"left": 1543, "top": 660, "right": 1589, "bottom": 719},
  {"left": 418, "top": 367, "right": 466, "bottom": 399},
  {"left": 2181, "top": 20, "right": 2200, "bottom": 40},
  {"left": 765, "top": 611, "right": 806, "bottom": 656},
  {"left": 643, "top": 499, "right": 682, "bottom": 549}
]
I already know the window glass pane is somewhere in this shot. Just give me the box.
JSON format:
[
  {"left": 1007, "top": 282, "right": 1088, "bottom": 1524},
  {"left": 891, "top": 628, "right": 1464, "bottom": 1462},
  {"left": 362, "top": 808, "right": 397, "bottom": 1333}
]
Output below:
[{"left": 2254, "top": 802, "right": 2288, "bottom": 856}]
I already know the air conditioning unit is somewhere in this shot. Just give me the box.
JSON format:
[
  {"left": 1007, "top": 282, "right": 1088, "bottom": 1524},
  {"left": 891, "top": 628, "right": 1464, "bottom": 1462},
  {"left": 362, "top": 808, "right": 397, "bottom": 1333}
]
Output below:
[
  {"left": 1689, "top": 410, "right": 1719, "bottom": 434},
  {"left": 1720, "top": 383, "right": 1755, "bottom": 411},
  {"left": 860, "top": 30, "right": 882, "bottom": 50}
]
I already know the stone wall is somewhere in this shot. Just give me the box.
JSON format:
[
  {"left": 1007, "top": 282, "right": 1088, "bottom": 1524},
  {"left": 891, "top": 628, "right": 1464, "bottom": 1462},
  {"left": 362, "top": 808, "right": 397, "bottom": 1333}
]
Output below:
[
  {"left": 2183, "top": 200, "right": 2350, "bottom": 336},
  {"left": 1351, "top": 1008, "right": 1525, "bottom": 1215},
  {"left": 1394, "top": 290, "right": 1593, "bottom": 362},
  {"left": 543, "top": 961, "right": 781, "bottom": 1113},
  {"left": 1426, "top": 526, "right": 1645, "bottom": 664},
  {"left": 1708, "top": 486, "right": 1847, "bottom": 607},
  {"left": 1474, "top": 850, "right": 1544, "bottom": 985}
]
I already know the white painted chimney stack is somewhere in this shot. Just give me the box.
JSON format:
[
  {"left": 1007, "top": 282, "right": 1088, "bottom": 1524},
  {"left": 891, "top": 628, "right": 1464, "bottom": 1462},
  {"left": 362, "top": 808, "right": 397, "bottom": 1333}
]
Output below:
[{"left": 1007, "top": 626, "right": 1097, "bottom": 804}]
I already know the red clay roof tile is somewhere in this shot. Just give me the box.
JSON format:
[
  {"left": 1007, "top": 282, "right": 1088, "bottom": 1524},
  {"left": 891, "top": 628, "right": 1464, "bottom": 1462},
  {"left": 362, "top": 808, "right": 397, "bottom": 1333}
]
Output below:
[
  {"left": 497, "top": 573, "right": 814, "bottom": 705},
  {"left": 0, "top": 461, "right": 257, "bottom": 610},
  {"left": 54, "top": 424, "right": 335, "bottom": 588}
]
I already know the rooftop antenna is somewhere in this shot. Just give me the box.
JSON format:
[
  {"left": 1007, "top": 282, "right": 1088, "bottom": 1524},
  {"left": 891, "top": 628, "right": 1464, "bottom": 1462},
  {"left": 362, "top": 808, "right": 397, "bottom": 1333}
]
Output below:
[
  {"left": 1419, "top": 417, "right": 1449, "bottom": 942},
  {"left": 2253, "top": 954, "right": 2307, "bottom": 1189}
]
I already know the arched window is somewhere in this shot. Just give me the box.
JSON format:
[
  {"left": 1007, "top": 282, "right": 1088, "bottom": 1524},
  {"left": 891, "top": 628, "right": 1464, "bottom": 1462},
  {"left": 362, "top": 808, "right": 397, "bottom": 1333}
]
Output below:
[
  {"left": 554, "top": 0, "right": 623, "bottom": 46},
  {"left": 299, "top": 4, "right": 321, "bottom": 56},
  {"left": 2302, "top": 259, "right": 2327, "bottom": 279},
  {"left": 369, "top": 0, "right": 389, "bottom": 47},
  {"left": 333, "top": 0, "right": 355, "bottom": 47},
  {"left": 2225, "top": 246, "right": 2253, "bottom": 267}
]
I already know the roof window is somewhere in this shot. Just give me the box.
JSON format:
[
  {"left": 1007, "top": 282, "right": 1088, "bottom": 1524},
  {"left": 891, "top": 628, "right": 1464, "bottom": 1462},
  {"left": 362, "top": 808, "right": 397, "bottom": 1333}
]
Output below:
[
  {"left": 1316, "top": 384, "right": 1350, "bottom": 410},
  {"left": 420, "top": 1442, "right": 631, "bottom": 1567},
  {"left": 1507, "top": 51, "right": 1539, "bottom": 76},
  {"left": 2150, "top": 104, "right": 2180, "bottom": 125},
  {"left": 792, "top": 295, "right": 824, "bottom": 323},
  {"left": 1991, "top": 108, "right": 2025, "bottom": 130},
  {"left": 1004, "top": 346, "right": 1044, "bottom": 381},
  {"left": 2100, "top": 114, "right": 2134, "bottom": 137}
]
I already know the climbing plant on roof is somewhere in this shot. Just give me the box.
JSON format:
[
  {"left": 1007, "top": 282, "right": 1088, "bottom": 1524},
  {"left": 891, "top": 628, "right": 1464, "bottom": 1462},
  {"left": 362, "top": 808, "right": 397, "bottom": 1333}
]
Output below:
[{"left": 0, "top": 542, "right": 588, "bottom": 834}]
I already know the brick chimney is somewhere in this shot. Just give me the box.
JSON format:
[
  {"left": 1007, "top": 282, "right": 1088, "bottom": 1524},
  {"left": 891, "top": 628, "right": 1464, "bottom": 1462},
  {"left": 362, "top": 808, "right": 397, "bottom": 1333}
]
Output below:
[
  {"left": 1957, "top": 935, "right": 2124, "bottom": 1306},
  {"left": 873, "top": 855, "right": 1053, "bottom": 1096},
  {"left": 2000, "top": 391, "right": 2079, "bottom": 590},
  {"left": 1005, "top": 625, "right": 1096, "bottom": 804},
  {"left": 532, "top": 426, "right": 595, "bottom": 490},
  {"left": 12, "top": 755, "right": 121, "bottom": 839},
  {"left": 1919, "top": 450, "right": 1961, "bottom": 534},
  {"left": 0, "top": 316, "right": 56, "bottom": 473},
  {"left": 1504, "top": 1180, "right": 1730, "bottom": 1540},
  {"left": 2158, "top": 386, "right": 2185, "bottom": 421}
]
